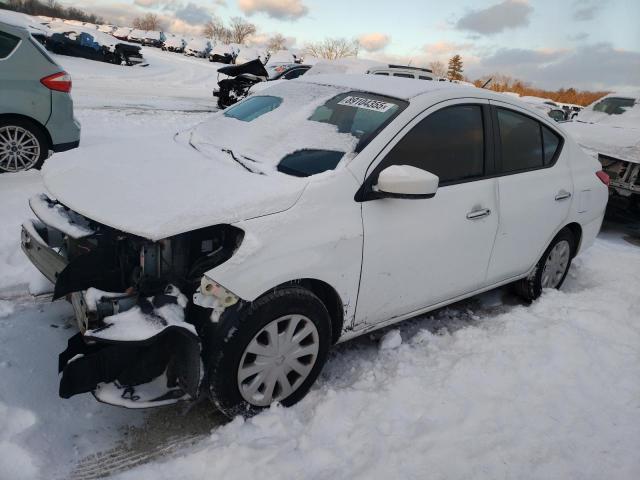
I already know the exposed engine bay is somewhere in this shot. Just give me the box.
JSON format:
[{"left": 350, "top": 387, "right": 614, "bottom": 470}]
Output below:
[{"left": 21, "top": 194, "right": 244, "bottom": 407}]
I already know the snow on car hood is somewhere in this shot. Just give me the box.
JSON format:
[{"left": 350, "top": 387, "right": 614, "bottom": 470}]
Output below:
[
  {"left": 41, "top": 133, "right": 308, "bottom": 241},
  {"left": 563, "top": 121, "right": 640, "bottom": 164},
  {"left": 563, "top": 92, "right": 640, "bottom": 164}
]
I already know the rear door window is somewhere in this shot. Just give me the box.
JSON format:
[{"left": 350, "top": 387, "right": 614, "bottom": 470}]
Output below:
[
  {"left": 0, "top": 31, "right": 20, "bottom": 59},
  {"left": 541, "top": 125, "right": 561, "bottom": 165},
  {"left": 393, "top": 73, "right": 414, "bottom": 78},
  {"left": 496, "top": 108, "right": 543, "bottom": 172}
]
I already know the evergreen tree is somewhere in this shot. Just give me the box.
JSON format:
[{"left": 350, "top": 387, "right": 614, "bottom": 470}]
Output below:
[{"left": 447, "top": 54, "right": 464, "bottom": 81}]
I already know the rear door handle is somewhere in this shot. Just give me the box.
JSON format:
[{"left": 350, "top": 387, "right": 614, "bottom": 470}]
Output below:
[
  {"left": 555, "top": 190, "right": 572, "bottom": 201},
  {"left": 466, "top": 208, "right": 491, "bottom": 220}
]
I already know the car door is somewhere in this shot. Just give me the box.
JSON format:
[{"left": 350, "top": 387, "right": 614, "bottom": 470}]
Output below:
[
  {"left": 354, "top": 100, "right": 500, "bottom": 328},
  {"left": 485, "top": 101, "right": 573, "bottom": 283}
]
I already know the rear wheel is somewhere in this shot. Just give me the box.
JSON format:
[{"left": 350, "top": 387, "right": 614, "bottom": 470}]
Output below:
[
  {"left": 205, "top": 287, "right": 332, "bottom": 418},
  {"left": 0, "top": 119, "right": 49, "bottom": 173},
  {"left": 515, "top": 228, "right": 576, "bottom": 301}
]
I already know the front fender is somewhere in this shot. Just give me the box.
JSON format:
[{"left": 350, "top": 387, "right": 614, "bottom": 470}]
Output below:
[{"left": 205, "top": 171, "right": 363, "bottom": 331}]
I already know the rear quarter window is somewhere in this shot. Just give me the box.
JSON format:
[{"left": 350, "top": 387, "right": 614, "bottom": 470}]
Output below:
[{"left": 0, "top": 30, "right": 20, "bottom": 59}]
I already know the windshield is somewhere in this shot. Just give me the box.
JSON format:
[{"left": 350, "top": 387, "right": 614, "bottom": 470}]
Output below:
[
  {"left": 266, "top": 63, "right": 297, "bottom": 78},
  {"left": 592, "top": 97, "right": 636, "bottom": 115},
  {"left": 190, "top": 82, "right": 407, "bottom": 177}
]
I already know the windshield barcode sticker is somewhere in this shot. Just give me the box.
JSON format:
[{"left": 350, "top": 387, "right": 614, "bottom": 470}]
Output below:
[{"left": 338, "top": 96, "right": 395, "bottom": 112}]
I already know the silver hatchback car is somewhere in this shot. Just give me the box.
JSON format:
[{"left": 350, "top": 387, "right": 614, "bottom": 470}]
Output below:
[{"left": 0, "top": 17, "right": 80, "bottom": 173}]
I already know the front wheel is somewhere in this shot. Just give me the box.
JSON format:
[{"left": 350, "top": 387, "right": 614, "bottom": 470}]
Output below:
[
  {"left": 515, "top": 228, "right": 576, "bottom": 301},
  {"left": 0, "top": 119, "right": 49, "bottom": 173},
  {"left": 205, "top": 287, "right": 332, "bottom": 418}
]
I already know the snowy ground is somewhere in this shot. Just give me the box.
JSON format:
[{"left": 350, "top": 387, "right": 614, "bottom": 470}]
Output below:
[{"left": 1, "top": 47, "right": 639, "bottom": 480}]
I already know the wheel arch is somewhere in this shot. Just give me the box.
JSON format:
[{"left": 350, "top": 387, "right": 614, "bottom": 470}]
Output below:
[
  {"left": 265, "top": 278, "right": 345, "bottom": 344},
  {"left": 563, "top": 222, "right": 583, "bottom": 257},
  {"left": 0, "top": 113, "right": 52, "bottom": 150}
]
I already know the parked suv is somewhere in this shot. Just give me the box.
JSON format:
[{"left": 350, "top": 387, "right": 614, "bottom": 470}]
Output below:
[
  {"left": 0, "top": 19, "right": 80, "bottom": 172},
  {"left": 21, "top": 76, "right": 607, "bottom": 417}
]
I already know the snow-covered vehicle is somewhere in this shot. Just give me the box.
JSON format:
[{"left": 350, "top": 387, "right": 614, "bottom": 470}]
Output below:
[
  {"left": 97, "top": 24, "right": 117, "bottom": 34},
  {"left": 226, "top": 62, "right": 311, "bottom": 104},
  {"left": 208, "top": 43, "right": 239, "bottom": 63},
  {"left": 112, "top": 26, "right": 132, "bottom": 40},
  {"left": 21, "top": 76, "right": 608, "bottom": 418},
  {"left": 127, "top": 29, "right": 146, "bottom": 44},
  {"left": 368, "top": 64, "right": 438, "bottom": 81},
  {"left": 45, "top": 24, "right": 144, "bottom": 66},
  {"left": 0, "top": 9, "right": 49, "bottom": 44},
  {"left": 184, "top": 38, "right": 212, "bottom": 58},
  {"left": 162, "top": 36, "right": 186, "bottom": 52},
  {"left": 142, "top": 30, "right": 165, "bottom": 48},
  {"left": 563, "top": 93, "right": 640, "bottom": 205},
  {"left": 213, "top": 58, "right": 269, "bottom": 108}
]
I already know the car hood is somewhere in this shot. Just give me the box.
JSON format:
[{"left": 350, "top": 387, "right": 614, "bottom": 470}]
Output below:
[
  {"left": 41, "top": 133, "right": 308, "bottom": 241},
  {"left": 563, "top": 121, "right": 640, "bottom": 164}
]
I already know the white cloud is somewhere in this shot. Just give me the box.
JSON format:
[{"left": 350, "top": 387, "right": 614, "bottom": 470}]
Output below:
[
  {"left": 358, "top": 33, "right": 390, "bottom": 52},
  {"left": 238, "top": 0, "right": 308, "bottom": 20},
  {"left": 467, "top": 43, "right": 640, "bottom": 90},
  {"left": 455, "top": 0, "right": 532, "bottom": 35},
  {"left": 423, "top": 41, "right": 473, "bottom": 56}
]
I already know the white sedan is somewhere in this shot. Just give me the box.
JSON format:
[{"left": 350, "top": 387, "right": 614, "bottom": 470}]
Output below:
[{"left": 22, "top": 75, "right": 609, "bottom": 417}]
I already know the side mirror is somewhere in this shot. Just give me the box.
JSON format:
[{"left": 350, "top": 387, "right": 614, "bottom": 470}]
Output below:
[{"left": 374, "top": 165, "right": 439, "bottom": 199}]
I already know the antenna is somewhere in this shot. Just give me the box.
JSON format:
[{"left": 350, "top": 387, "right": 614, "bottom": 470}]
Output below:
[{"left": 481, "top": 77, "right": 492, "bottom": 89}]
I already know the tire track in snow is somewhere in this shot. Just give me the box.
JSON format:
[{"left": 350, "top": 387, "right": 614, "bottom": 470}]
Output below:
[{"left": 64, "top": 400, "right": 226, "bottom": 480}]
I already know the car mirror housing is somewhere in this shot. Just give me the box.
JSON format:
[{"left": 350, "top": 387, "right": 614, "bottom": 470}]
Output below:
[{"left": 374, "top": 165, "right": 439, "bottom": 199}]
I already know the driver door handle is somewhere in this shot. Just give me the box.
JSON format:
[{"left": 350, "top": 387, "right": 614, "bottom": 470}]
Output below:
[
  {"left": 466, "top": 208, "right": 491, "bottom": 220},
  {"left": 555, "top": 190, "right": 572, "bottom": 201}
]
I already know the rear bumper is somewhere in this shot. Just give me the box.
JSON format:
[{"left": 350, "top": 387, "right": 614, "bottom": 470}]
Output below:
[{"left": 52, "top": 139, "right": 80, "bottom": 152}]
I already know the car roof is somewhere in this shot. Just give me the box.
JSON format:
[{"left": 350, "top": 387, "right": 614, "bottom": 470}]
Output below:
[{"left": 298, "top": 73, "right": 478, "bottom": 101}]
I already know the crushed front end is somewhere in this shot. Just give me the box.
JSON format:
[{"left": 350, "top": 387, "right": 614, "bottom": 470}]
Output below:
[{"left": 21, "top": 194, "right": 243, "bottom": 408}]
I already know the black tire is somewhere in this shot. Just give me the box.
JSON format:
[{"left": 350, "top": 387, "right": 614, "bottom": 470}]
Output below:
[
  {"left": 0, "top": 118, "right": 49, "bottom": 173},
  {"left": 205, "top": 287, "right": 332, "bottom": 418},
  {"left": 515, "top": 228, "right": 576, "bottom": 301}
]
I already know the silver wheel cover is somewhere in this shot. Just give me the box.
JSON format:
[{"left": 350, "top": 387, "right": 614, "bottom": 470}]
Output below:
[
  {"left": 0, "top": 126, "right": 41, "bottom": 172},
  {"left": 237, "top": 314, "right": 320, "bottom": 407},
  {"left": 541, "top": 240, "right": 571, "bottom": 289}
]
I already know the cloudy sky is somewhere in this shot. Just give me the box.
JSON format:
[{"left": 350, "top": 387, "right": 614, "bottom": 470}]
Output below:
[{"left": 64, "top": 0, "right": 639, "bottom": 91}]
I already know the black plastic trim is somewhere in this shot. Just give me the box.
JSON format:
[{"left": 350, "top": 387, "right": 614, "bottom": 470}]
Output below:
[{"left": 52, "top": 140, "right": 80, "bottom": 152}]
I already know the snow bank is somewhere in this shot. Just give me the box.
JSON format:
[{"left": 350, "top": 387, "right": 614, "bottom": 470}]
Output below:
[
  {"left": 0, "top": 403, "right": 39, "bottom": 480},
  {"left": 0, "top": 171, "right": 47, "bottom": 295},
  {"left": 115, "top": 237, "right": 640, "bottom": 480}
]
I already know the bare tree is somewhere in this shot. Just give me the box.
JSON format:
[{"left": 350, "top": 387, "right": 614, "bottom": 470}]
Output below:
[
  {"left": 203, "top": 16, "right": 232, "bottom": 43},
  {"left": 304, "top": 37, "right": 359, "bottom": 60},
  {"left": 266, "top": 33, "right": 287, "bottom": 52},
  {"left": 428, "top": 60, "right": 447, "bottom": 78},
  {"left": 228, "top": 16, "right": 256, "bottom": 44},
  {"left": 132, "top": 13, "right": 161, "bottom": 31}
]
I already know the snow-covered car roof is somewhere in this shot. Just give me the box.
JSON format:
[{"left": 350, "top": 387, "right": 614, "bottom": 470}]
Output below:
[
  {"left": 563, "top": 92, "right": 639, "bottom": 164},
  {"left": 112, "top": 26, "right": 132, "bottom": 36},
  {"left": 144, "top": 30, "right": 162, "bottom": 40},
  {"left": 128, "top": 29, "right": 146, "bottom": 38},
  {"left": 305, "top": 58, "right": 386, "bottom": 76},
  {"left": 47, "top": 21, "right": 136, "bottom": 49},
  {"left": 211, "top": 43, "right": 238, "bottom": 55},
  {"left": 163, "top": 36, "right": 185, "bottom": 47},
  {"left": 186, "top": 38, "right": 211, "bottom": 49},
  {"left": 575, "top": 92, "right": 639, "bottom": 128},
  {"left": 0, "top": 10, "right": 50, "bottom": 36},
  {"left": 298, "top": 73, "right": 470, "bottom": 101}
]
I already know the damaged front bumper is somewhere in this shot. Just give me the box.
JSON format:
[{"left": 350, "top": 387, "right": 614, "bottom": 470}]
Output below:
[{"left": 20, "top": 194, "right": 208, "bottom": 408}]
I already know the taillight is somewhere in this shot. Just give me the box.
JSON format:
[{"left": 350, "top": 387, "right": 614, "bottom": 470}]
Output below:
[
  {"left": 40, "top": 71, "right": 72, "bottom": 93},
  {"left": 596, "top": 170, "right": 610, "bottom": 186}
]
